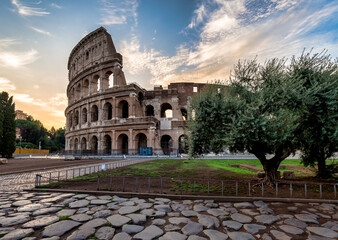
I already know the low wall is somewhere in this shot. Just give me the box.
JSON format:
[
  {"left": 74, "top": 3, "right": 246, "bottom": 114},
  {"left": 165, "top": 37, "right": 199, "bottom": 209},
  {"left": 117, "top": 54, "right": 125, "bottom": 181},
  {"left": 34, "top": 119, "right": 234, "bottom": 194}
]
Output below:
[{"left": 14, "top": 149, "right": 50, "bottom": 155}]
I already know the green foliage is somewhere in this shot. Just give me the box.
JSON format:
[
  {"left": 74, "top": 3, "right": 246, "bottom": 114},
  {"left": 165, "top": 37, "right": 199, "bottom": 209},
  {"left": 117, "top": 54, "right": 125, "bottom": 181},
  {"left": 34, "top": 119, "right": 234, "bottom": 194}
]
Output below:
[{"left": 0, "top": 92, "right": 16, "bottom": 158}]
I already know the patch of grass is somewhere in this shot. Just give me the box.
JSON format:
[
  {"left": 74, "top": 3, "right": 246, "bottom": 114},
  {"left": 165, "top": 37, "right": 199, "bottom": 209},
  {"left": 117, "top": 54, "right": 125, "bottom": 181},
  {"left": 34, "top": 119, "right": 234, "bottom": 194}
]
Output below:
[
  {"left": 88, "top": 233, "right": 97, "bottom": 239},
  {"left": 36, "top": 181, "right": 61, "bottom": 188},
  {"left": 104, "top": 222, "right": 113, "bottom": 227},
  {"left": 58, "top": 216, "right": 70, "bottom": 221}
]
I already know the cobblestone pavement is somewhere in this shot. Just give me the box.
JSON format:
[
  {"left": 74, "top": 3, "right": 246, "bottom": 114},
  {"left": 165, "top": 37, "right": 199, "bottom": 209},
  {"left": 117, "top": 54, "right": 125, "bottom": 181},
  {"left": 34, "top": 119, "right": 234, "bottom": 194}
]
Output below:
[
  {"left": 0, "top": 191, "right": 337, "bottom": 240},
  {"left": 0, "top": 159, "right": 153, "bottom": 191}
]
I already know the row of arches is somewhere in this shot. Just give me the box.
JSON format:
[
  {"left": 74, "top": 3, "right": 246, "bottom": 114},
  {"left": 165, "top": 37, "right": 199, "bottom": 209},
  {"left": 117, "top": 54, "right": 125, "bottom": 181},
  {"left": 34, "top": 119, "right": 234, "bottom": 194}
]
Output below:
[{"left": 69, "top": 134, "right": 187, "bottom": 155}]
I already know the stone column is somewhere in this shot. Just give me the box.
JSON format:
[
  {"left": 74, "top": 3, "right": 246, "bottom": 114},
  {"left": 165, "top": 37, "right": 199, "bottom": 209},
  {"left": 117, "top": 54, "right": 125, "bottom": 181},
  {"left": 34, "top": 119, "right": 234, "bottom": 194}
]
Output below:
[
  {"left": 112, "top": 97, "right": 117, "bottom": 119},
  {"left": 128, "top": 129, "right": 134, "bottom": 155},
  {"left": 111, "top": 130, "right": 116, "bottom": 155}
]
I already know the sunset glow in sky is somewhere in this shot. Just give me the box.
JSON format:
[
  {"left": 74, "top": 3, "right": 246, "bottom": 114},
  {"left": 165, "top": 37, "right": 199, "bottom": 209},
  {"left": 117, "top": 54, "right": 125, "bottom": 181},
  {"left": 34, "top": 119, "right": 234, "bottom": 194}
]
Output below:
[{"left": 0, "top": 0, "right": 337, "bottom": 129}]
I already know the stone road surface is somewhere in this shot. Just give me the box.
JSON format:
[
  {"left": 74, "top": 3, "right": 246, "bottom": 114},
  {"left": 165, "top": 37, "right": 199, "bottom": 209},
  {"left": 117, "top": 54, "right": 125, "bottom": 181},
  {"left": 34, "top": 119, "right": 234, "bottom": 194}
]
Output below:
[
  {"left": 0, "top": 191, "right": 337, "bottom": 240},
  {"left": 0, "top": 159, "right": 152, "bottom": 191}
]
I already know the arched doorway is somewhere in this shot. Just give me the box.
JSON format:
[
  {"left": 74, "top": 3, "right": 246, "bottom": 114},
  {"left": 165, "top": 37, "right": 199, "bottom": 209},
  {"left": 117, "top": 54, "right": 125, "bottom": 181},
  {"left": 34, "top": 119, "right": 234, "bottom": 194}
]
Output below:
[
  {"left": 91, "top": 105, "right": 98, "bottom": 122},
  {"left": 81, "top": 137, "right": 87, "bottom": 152},
  {"left": 83, "top": 79, "right": 89, "bottom": 96},
  {"left": 82, "top": 108, "right": 87, "bottom": 124},
  {"left": 135, "top": 133, "right": 147, "bottom": 154},
  {"left": 74, "top": 110, "right": 79, "bottom": 125},
  {"left": 145, "top": 105, "right": 154, "bottom": 117},
  {"left": 103, "top": 135, "right": 112, "bottom": 155},
  {"left": 118, "top": 100, "right": 129, "bottom": 118},
  {"left": 161, "top": 103, "right": 172, "bottom": 118},
  {"left": 103, "top": 102, "right": 113, "bottom": 120},
  {"left": 178, "top": 135, "right": 188, "bottom": 154},
  {"left": 117, "top": 134, "right": 128, "bottom": 154},
  {"left": 90, "top": 136, "right": 98, "bottom": 154},
  {"left": 161, "top": 135, "right": 172, "bottom": 155},
  {"left": 74, "top": 138, "right": 79, "bottom": 151}
]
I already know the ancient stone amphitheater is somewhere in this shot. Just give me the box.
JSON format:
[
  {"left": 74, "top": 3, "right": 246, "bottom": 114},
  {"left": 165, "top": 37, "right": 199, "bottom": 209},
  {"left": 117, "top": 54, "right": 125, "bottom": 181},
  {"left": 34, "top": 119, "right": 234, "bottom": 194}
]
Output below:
[{"left": 65, "top": 27, "right": 205, "bottom": 155}]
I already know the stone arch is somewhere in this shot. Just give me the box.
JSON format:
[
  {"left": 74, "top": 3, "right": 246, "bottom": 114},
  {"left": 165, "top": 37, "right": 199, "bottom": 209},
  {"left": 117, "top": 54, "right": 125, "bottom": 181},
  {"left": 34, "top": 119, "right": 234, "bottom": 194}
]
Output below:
[
  {"left": 181, "top": 108, "right": 188, "bottom": 121},
  {"left": 178, "top": 134, "right": 188, "bottom": 154},
  {"left": 75, "top": 83, "right": 81, "bottom": 100},
  {"left": 74, "top": 138, "right": 79, "bottom": 151},
  {"left": 72, "top": 88, "right": 75, "bottom": 102},
  {"left": 103, "top": 135, "right": 112, "bottom": 154},
  {"left": 69, "top": 138, "right": 74, "bottom": 151},
  {"left": 103, "top": 102, "right": 113, "bottom": 120},
  {"left": 161, "top": 103, "right": 172, "bottom": 118},
  {"left": 91, "top": 75, "right": 100, "bottom": 93},
  {"left": 74, "top": 110, "right": 79, "bottom": 125},
  {"left": 90, "top": 136, "right": 98, "bottom": 154},
  {"left": 135, "top": 133, "right": 147, "bottom": 154},
  {"left": 105, "top": 70, "right": 114, "bottom": 88},
  {"left": 145, "top": 105, "right": 154, "bottom": 117},
  {"left": 161, "top": 135, "right": 172, "bottom": 155},
  {"left": 117, "top": 134, "right": 128, "bottom": 154},
  {"left": 68, "top": 113, "right": 73, "bottom": 128},
  {"left": 91, "top": 105, "right": 98, "bottom": 122},
  {"left": 118, "top": 100, "right": 129, "bottom": 118},
  {"left": 82, "top": 108, "right": 87, "bottom": 124},
  {"left": 81, "top": 137, "right": 87, "bottom": 151},
  {"left": 83, "top": 79, "right": 89, "bottom": 96}
]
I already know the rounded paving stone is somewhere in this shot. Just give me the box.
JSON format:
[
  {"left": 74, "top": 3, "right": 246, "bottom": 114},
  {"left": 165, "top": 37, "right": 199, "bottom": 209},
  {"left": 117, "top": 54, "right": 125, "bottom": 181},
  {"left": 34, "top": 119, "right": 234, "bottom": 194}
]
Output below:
[
  {"left": 95, "top": 226, "right": 115, "bottom": 240},
  {"left": 279, "top": 225, "right": 304, "bottom": 235},
  {"left": 283, "top": 218, "right": 308, "bottom": 228},
  {"left": 159, "top": 231, "right": 187, "bottom": 240},
  {"left": 0, "top": 228, "right": 34, "bottom": 240},
  {"left": 107, "top": 214, "right": 131, "bottom": 227},
  {"left": 187, "top": 236, "right": 207, "bottom": 240},
  {"left": 70, "top": 214, "right": 93, "bottom": 222},
  {"left": 17, "top": 204, "right": 45, "bottom": 212},
  {"left": 93, "top": 209, "right": 111, "bottom": 218},
  {"left": 122, "top": 224, "right": 144, "bottom": 234},
  {"left": 66, "top": 227, "right": 95, "bottom": 240},
  {"left": 182, "top": 210, "right": 198, "bottom": 217},
  {"left": 0, "top": 215, "right": 30, "bottom": 227},
  {"left": 207, "top": 209, "right": 228, "bottom": 217},
  {"left": 69, "top": 200, "right": 89, "bottom": 209},
  {"left": 154, "top": 205, "right": 172, "bottom": 212},
  {"left": 182, "top": 222, "right": 203, "bottom": 236},
  {"left": 79, "top": 218, "right": 107, "bottom": 229},
  {"left": 306, "top": 227, "right": 338, "bottom": 239},
  {"left": 118, "top": 206, "right": 141, "bottom": 215},
  {"left": 22, "top": 216, "right": 59, "bottom": 229},
  {"left": 153, "top": 219, "right": 166, "bottom": 226},
  {"left": 222, "top": 220, "right": 243, "bottom": 230},
  {"left": 133, "top": 225, "right": 164, "bottom": 240},
  {"left": 254, "top": 215, "right": 279, "bottom": 225},
  {"left": 203, "top": 229, "right": 228, "bottom": 240},
  {"left": 233, "top": 202, "right": 254, "bottom": 209},
  {"left": 126, "top": 214, "right": 147, "bottom": 224},
  {"left": 198, "top": 214, "right": 220, "bottom": 228},
  {"left": 42, "top": 220, "right": 81, "bottom": 237},
  {"left": 168, "top": 217, "right": 190, "bottom": 225},
  {"left": 112, "top": 232, "right": 131, "bottom": 240},
  {"left": 231, "top": 213, "right": 252, "bottom": 224},
  {"left": 243, "top": 224, "right": 266, "bottom": 234},
  {"left": 227, "top": 231, "right": 255, "bottom": 240},
  {"left": 90, "top": 199, "right": 110, "bottom": 205},
  {"left": 270, "top": 230, "right": 291, "bottom": 240},
  {"left": 295, "top": 214, "right": 318, "bottom": 224}
]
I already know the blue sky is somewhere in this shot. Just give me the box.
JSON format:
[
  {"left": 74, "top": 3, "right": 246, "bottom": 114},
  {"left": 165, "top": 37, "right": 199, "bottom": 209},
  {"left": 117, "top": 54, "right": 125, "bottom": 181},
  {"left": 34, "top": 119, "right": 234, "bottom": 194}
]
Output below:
[{"left": 0, "top": 0, "right": 337, "bottom": 128}]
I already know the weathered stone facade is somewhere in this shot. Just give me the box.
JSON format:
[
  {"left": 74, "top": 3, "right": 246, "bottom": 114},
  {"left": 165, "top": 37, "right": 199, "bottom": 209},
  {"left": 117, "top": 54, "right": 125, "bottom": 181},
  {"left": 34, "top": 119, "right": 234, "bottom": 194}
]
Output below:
[{"left": 65, "top": 27, "right": 205, "bottom": 155}]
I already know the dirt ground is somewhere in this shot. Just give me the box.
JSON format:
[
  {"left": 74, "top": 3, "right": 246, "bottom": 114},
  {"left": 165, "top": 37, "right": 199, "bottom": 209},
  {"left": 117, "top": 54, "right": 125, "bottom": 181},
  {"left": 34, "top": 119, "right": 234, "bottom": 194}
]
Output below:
[{"left": 0, "top": 157, "right": 123, "bottom": 175}]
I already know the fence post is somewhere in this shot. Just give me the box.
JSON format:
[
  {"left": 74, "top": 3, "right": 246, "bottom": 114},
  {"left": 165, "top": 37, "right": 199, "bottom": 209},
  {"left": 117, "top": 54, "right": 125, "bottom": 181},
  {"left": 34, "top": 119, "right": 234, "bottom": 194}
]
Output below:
[
  {"left": 148, "top": 177, "right": 150, "bottom": 193},
  {"left": 305, "top": 183, "right": 307, "bottom": 198},
  {"left": 181, "top": 179, "right": 183, "bottom": 195},
  {"left": 97, "top": 177, "right": 100, "bottom": 190},
  {"left": 248, "top": 182, "right": 251, "bottom": 197},
  {"left": 275, "top": 183, "right": 278, "bottom": 197},
  {"left": 319, "top": 184, "right": 322, "bottom": 199},
  {"left": 57, "top": 172, "right": 60, "bottom": 182},
  {"left": 136, "top": 177, "right": 138, "bottom": 193},
  {"left": 334, "top": 184, "right": 336, "bottom": 198},
  {"left": 236, "top": 181, "right": 238, "bottom": 196},
  {"left": 66, "top": 170, "right": 68, "bottom": 180},
  {"left": 290, "top": 183, "right": 293, "bottom": 198},
  {"left": 160, "top": 177, "right": 163, "bottom": 194},
  {"left": 35, "top": 175, "right": 38, "bottom": 187},
  {"left": 49, "top": 173, "right": 51, "bottom": 184},
  {"left": 222, "top": 181, "right": 224, "bottom": 196},
  {"left": 261, "top": 182, "right": 264, "bottom": 197},
  {"left": 122, "top": 176, "right": 125, "bottom": 192},
  {"left": 194, "top": 181, "right": 196, "bottom": 193}
]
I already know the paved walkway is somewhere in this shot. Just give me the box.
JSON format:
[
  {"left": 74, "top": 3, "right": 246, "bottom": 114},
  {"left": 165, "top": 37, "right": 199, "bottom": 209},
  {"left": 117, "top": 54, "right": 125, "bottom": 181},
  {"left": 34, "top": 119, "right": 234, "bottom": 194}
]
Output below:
[
  {"left": 0, "top": 159, "right": 153, "bottom": 191},
  {"left": 0, "top": 191, "right": 337, "bottom": 240}
]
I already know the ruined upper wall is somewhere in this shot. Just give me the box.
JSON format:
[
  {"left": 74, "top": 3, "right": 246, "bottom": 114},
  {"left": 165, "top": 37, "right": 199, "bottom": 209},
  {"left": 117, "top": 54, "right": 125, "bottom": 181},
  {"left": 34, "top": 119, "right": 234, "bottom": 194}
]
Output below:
[{"left": 67, "top": 27, "right": 122, "bottom": 81}]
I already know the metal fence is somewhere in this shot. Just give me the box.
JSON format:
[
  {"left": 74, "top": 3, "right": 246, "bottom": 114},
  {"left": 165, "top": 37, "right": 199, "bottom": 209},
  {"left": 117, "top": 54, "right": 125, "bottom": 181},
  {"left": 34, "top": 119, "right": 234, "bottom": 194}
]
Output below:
[{"left": 35, "top": 171, "right": 337, "bottom": 200}]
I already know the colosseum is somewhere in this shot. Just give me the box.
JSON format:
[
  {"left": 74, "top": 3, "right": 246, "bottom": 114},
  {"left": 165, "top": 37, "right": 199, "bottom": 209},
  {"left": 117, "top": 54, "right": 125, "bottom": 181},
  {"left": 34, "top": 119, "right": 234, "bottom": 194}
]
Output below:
[{"left": 65, "top": 27, "right": 206, "bottom": 155}]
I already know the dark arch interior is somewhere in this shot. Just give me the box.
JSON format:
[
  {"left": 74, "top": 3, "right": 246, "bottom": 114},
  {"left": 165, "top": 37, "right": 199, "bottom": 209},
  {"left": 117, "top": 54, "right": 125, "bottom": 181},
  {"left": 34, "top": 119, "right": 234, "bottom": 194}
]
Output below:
[
  {"left": 161, "top": 135, "right": 172, "bottom": 155},
  {"left": 103, "top": 102, "right": 113, "bottom": 120},
  {"left": 136, "top": 133, "right": 147, "bottom": 153},
  {"left": 118, "top": 134, "right": 128, "bottom": 154},
  {"left": 103, "top": 135, "right": 112, "bottom": 154},
  {"left": 90, "top": 136, "right": 98, "bottom": 154},
  {"left": 146, "top": 105, "right": 154, "bottom": 117},
  {"left": 91, "top": 105, "right": 98, "bottom": 122},
  {"left": 119, "top": 100, "right": 129, "bottom": 118}
]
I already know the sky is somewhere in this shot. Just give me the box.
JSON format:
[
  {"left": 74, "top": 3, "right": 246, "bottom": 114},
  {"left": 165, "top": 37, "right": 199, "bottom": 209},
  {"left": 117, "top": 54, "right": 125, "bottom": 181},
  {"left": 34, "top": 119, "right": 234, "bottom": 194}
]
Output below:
[{"left": 0, "top": 0, "right": 337, "bottom": 129}]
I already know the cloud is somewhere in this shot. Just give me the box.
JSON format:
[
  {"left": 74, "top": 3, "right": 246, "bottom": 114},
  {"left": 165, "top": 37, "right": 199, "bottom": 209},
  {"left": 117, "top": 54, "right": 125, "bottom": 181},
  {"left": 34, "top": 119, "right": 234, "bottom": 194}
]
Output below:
[
  {"left": 50, "top": 3, "right": 62, "bottom": 9},
  {"left": 121, "top": 0, "right": 338, "bottom": 87},
  {"left": 0, "top": 77, "right": 16, "bottom": 91},
  {"left": 188, "top": 4, "right": 207, "bottom": 29},
  {"left": 99, "top": 0, "right": 138, "bottom": 25},
  {"left": 0, "top": 38, "right": 39, "bottom": 68},
  {"left": 30, "top": 27, "right": 52, "bottom": 36},
  {"left": 11, "top": 0, "right": 50, "bottom": 16}
]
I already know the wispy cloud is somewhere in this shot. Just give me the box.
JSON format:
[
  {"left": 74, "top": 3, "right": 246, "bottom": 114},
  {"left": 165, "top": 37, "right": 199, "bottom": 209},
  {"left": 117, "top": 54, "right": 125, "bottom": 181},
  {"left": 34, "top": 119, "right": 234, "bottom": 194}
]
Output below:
[
  {"left": 50, "top": 3, "right": 62, "bottom": 9},
  {"left": 11, "top": 0, "right": 50, "bottom": 16},
  {"left": 122, "top": 0, "right": 338, "bottom": 86},
  {"left": 0, "top": 77, "right": 16, "bottom": 91},
  {"left": 99, "top": 0, "right": 138, "bottom": 25},
  {"left": 30, "top": 26, "right": 52, "bottom": 36},
  {"left": 187, "top": 4, "right": 207, "bottom": 29}
]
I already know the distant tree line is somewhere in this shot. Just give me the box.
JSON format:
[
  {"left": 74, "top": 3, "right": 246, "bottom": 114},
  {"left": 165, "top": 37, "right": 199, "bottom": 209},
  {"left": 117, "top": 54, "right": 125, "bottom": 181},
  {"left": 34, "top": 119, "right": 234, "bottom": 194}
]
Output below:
[
  {"left": 188, "top": 50, "right": 338, "bottom": 182},
  {"left": 15, "top": 116, "right": 65, "bottom": 152}
]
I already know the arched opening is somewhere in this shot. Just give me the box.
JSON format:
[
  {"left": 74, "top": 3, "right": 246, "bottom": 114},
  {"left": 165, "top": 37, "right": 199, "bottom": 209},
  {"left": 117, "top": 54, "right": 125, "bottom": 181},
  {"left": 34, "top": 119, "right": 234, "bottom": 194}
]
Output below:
[
  {"left": 161, "top": 103, "right": 173, "bottom": 118},
  {"left": 72, "top": 88, "right": 75, "bottom": 102},
  {"left": 161, "top": 135, "right": 172, "bottom": 155},
  {"left": 135, "top": 133, "right": 147, "bottom": 154},
  {"left": 103, "top": 102, "right": 113, "bottom": 120},
  {"left": 178, "top": 135, "right": 188, "bottom": 154},
  {"left": 68, "top": 113, "right": 73, "bottom": 128},
  {"left": 75, "top": 84, "right": 81, "bottom": 100},
  {"left": 81, "top": 137, "right": 87, "bottom": 151},
  {"left": 145, "top": 105, "right": 154, "bottom": 117},
  {"left": 92, "top": 75, "right": 100, "bottom": 93},
  {"left": 74, "top": 110, "right": 79, "bottom": 125},
  {"left": 82, "top": 108, "right": 87, "bottom": 124},
  {"left": 91, "top": 105, "right": 98, "bottom": 122},
  {"left": 103, "top": 135, "right": 112, "bottom": 155},
  {"left": 118, "top": 100, "right": 129, "bottom": 118},
  {"left": 69, "top": 139, "right": 74, "bottom": 151},
  {"left": 138, "top": 92, "right": 144, "bottom": 105},
  {"left": 106, "top": 71, "right": 114, "bottom": 88},
  {"left": 117, "top": 134, "right": 128, "bottom": 154},
  {"left": 83, "top": 79, "right": 89, "bottom": 96},
  {"left": 74, "top": 138, "right": 79, "bottom": 151},
  {"left": 181, "top": 108, "right": 188, "bottom": 121},
  {"left": 90, "top": 136, "right": 98, "bottom": 154}
]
